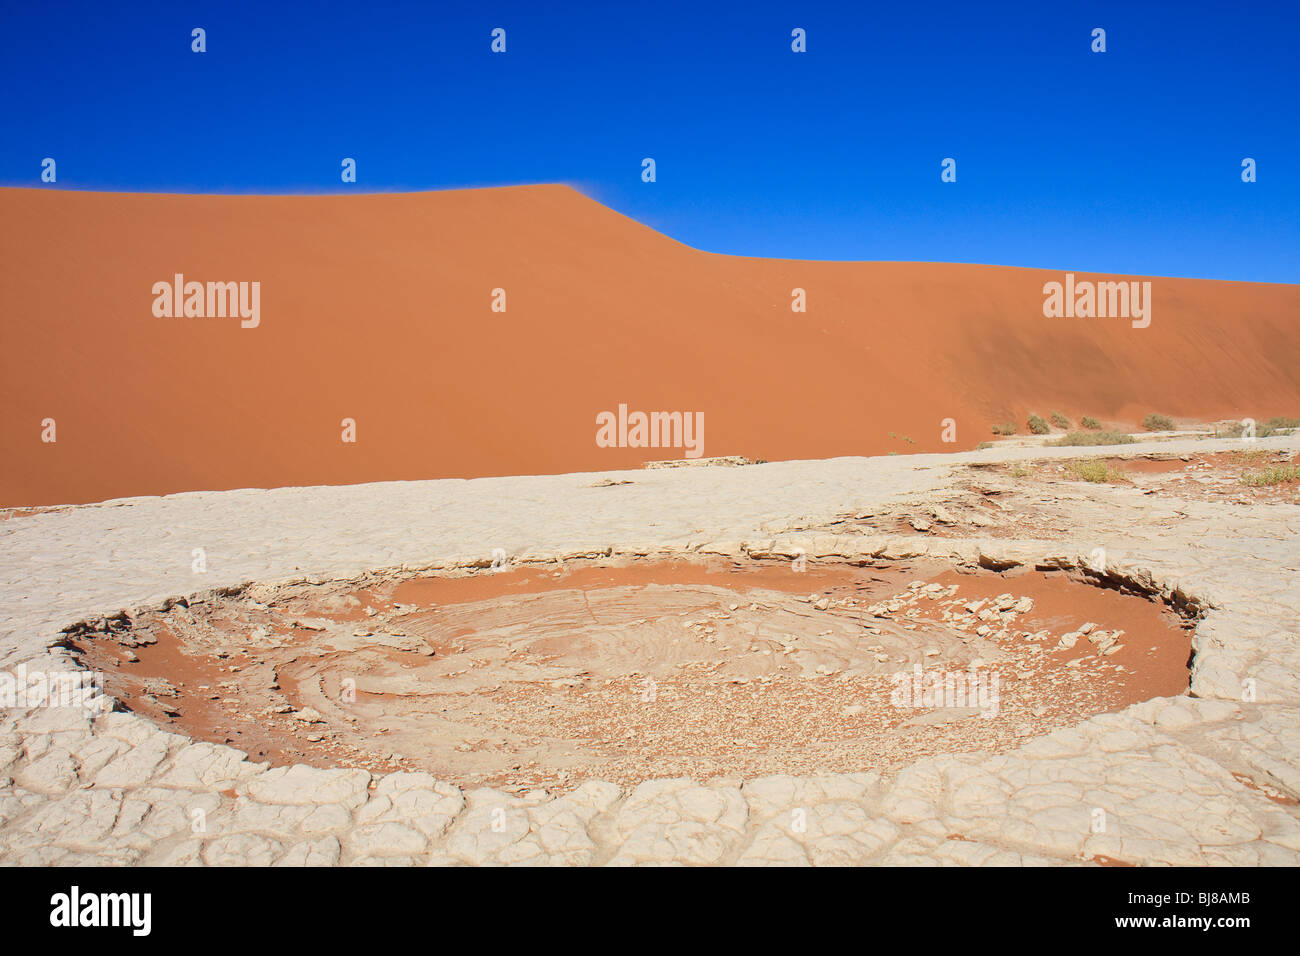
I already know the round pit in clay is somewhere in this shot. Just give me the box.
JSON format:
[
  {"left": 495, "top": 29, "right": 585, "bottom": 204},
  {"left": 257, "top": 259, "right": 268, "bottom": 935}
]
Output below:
[{"left": 68, "top": 556, "right": 1194, "bottom": 793}]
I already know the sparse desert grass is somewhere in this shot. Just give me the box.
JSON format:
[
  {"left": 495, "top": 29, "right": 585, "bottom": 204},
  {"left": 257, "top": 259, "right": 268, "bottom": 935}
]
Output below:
[
  {"left": 1263, "top": 416, "right": 1300, "bottom": 430},
  {"left": 976, "top": 441, "right": 994, "bottom": 450},
  {"left": 1214, "top": 416, "right": 1299, "bottom": 439},
  {"left": 1254, "top": 416, "right": 1300, "bottom": 437},
  {"left": 1068, "top": 459, "right": 1128, "bottom": 483},
  {"left": 1240, "top": 464, "right": 1300, "bottom": 487},
  {"left": 1049, "top": 431, "right": 1137, "bottom": 447},
  {"left": 1080, "top": 416, "right": 1102, "bottom": 430},
  {"left": 1239, "top": 420, "right": 1279, "bottom": 438},
  {"left": 1007, "top": 462, "right": 1033, "bottom": 478},
  {"left": 1027, "top": 414, "right": 1050, "bottom": 435},
  {"left": 1229, "top": 449, "right": 1273, "bottom": 465},
  {"left": 1143, "top": 413, "right": 1175, "bottom": 431},
  {"left": 1050, "top": 411, "right": 1070, "bottom": 429},
  {"left": 1215, "top": 421, "right": 1246, "bottom": 438},
  {"left": 991, "top": 423, "right": 1016, "bottom": 436}
]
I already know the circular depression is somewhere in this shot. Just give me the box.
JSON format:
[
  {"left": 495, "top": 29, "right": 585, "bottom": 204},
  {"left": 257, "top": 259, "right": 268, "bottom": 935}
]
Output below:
[{"left": 67, "top": 556, "right": 1194, "bottom": 793}]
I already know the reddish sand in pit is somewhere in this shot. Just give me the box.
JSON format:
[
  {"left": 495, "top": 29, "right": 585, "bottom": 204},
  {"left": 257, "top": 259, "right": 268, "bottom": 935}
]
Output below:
[
  {"left": 384, "top": 558, "right": 914, "bottom": 608},
  {"left": 2, "top": 185, "right": 1299, "bottom": 507},
  {"left": 927, "top": 567, "right": 1192, "bottom": 702},
  {"left": 71, "top": 558, "right": 1193, "bottom": 791}
]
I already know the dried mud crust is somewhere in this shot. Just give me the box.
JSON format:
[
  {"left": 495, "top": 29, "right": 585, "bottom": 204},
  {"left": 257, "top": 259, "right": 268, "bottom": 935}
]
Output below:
[
  {"left": 66, "top": 555, "right": 1193, "bottom": 794},
  {"left": 1029, "top": 450, "right": 1300, "bottom": 504},
  {"left": 828, "top": 450, "right": 1300, "bottom": 541}
]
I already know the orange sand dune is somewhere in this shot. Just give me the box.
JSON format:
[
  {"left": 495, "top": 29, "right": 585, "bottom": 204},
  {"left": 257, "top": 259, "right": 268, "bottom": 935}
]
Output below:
[{"left": 2, "top": 185, "right": 1298, "bottom": 507}]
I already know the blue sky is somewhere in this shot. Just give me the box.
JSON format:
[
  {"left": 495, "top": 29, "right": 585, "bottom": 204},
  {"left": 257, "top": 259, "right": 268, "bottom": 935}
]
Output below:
[{"left": 2, "top": 0, "right": 1296, "bottom": 281}]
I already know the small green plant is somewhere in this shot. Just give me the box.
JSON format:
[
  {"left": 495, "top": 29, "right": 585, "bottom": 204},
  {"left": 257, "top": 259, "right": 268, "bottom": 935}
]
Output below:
[
  {"left": 991, "top": 423, "right": 1016, "bottom": 436},
  {"left": 1050, "top": 411, "right": 1070, "bottom": 429},
  {"left": 1143, "top": 413, "right": 1174, "bottom": 431},
  {"left": 976, "top": 441, "right": 993, "bottom": 450},
  {"left": 1027, "top": 414, "right": 1051, "bottom": 435},
  {"left": 1007, "top": 463, "right": 1032, "bottom": 478},
  {"left": 1049, "top": 431, "right": 1137, "bottom": 447},
  {"left": 1240, "top": 464, "right": 1300, "bottom": 487},
  {"left": 1068, "top": 459, "right": 1128, "bottom": 483},
  {"left": 1080, "top": 416, "right": 1102, "bottom": 430}
]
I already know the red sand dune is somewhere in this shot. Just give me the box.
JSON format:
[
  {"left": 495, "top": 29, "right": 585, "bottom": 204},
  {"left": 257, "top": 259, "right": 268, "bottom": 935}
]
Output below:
[{"left": 2, "top": 184, "right": 1298, "bottom": 507}]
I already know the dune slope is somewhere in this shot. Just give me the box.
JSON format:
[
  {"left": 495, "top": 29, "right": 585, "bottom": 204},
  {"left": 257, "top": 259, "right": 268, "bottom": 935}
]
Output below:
[{"left": 2, "top": 184, "right": 1297, "bottom": 507}]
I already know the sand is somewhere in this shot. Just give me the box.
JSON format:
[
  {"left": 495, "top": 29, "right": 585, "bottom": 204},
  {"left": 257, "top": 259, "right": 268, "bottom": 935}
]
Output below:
[{"left": 2, "top": 184, "right": 1298, "bottom": 508}]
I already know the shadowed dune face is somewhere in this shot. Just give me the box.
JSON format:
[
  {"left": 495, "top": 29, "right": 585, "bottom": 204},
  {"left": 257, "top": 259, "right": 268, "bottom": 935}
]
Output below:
[{"left": 1, "top": 184, "right": 1298, "bottom": 507}]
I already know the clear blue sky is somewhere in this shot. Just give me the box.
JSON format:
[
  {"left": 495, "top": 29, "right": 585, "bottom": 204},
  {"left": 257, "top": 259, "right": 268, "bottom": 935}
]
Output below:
[{"left": 2, "top": 0, "right": 1296, "bottom": 281}]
